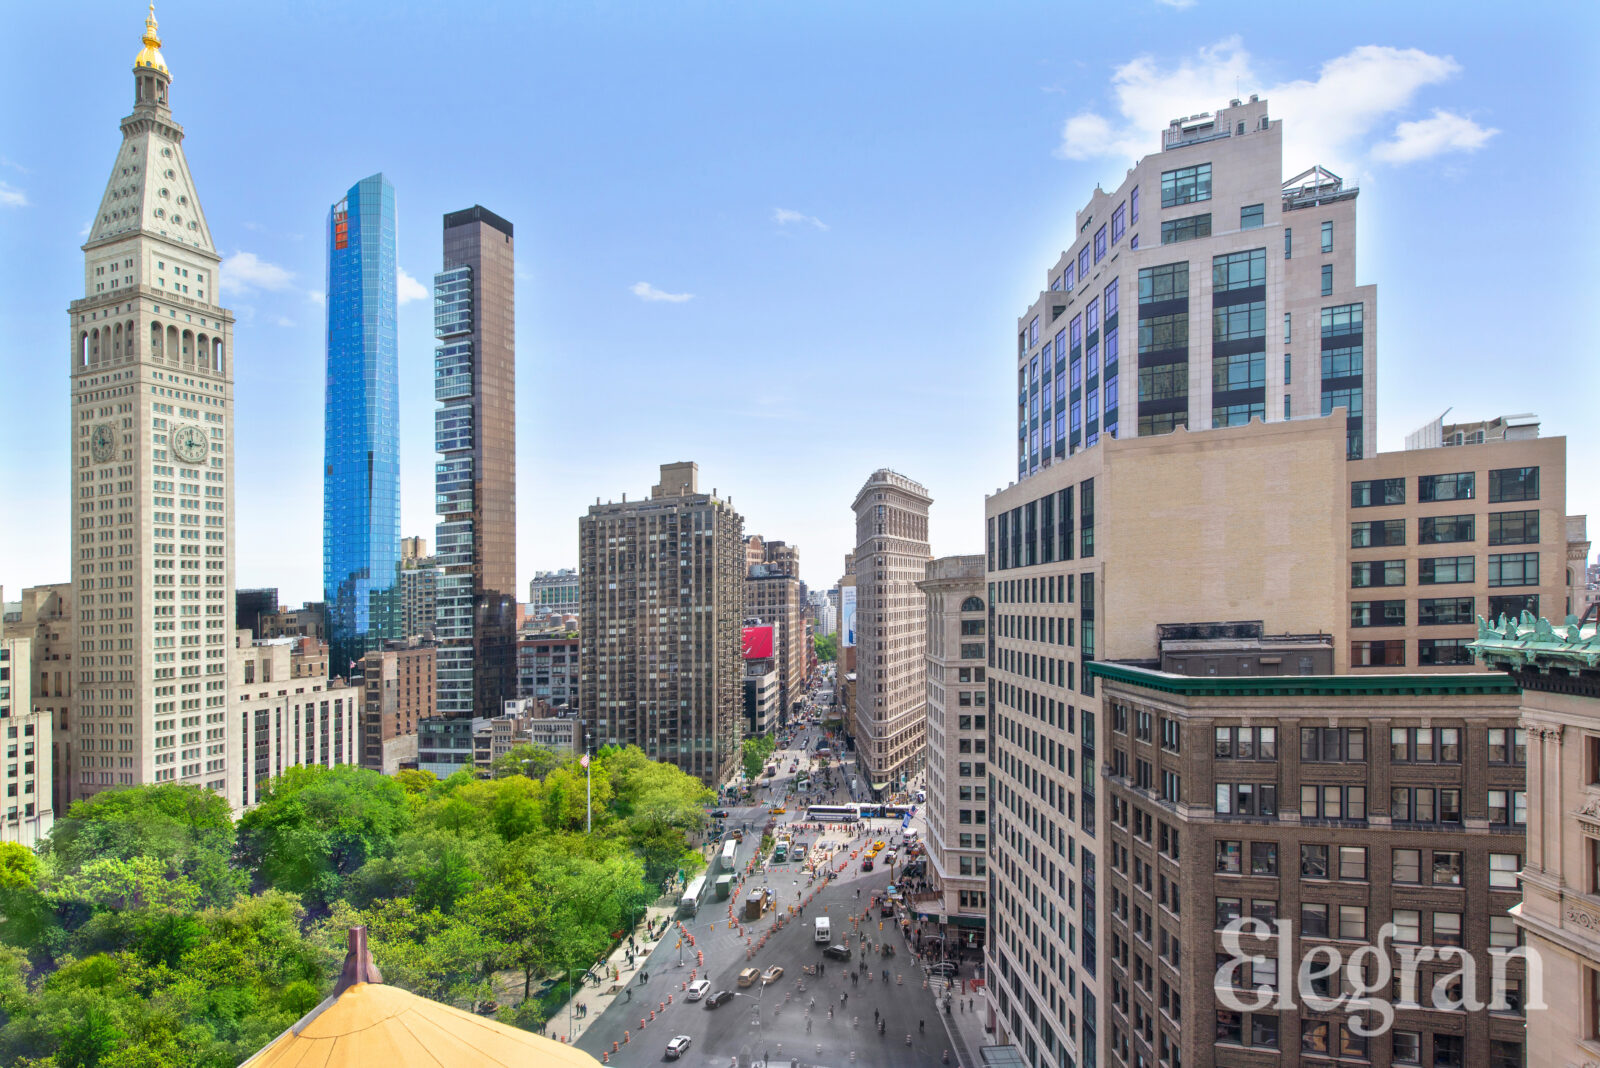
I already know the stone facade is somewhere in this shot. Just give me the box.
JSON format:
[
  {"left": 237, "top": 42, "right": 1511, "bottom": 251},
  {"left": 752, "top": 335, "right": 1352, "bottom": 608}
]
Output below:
[
  {"left": 579, "top": 462, "right": 744, "bottom": 784},
  {"left": 69, "top": 9, "right": 235, "bottom": 801},
  {"left": 1097, "top": 655, "right": 1528, "bottom": 1068},
  {"left": 1473, "top": 615, "right": 1600, "bottom": 1068},
  {"left": 0, "top": 634, "right": 53, "bottom": 846},
  {"left": 745, "top": 536, "right": 806, "bottom": 720},
  {"left": 983, "top": 413, "right": 1571, "bottom": 1067},
  {"left": 918, "top": 555, "right": 989, "bottom": 930},
  {"left": 851, "top": 470, "right": 932, "bottom": 793},
  {"left": 230, "top": 632, "right": 362, "bottom": 808},
  {"left": 357, "top": 642, "right": 436, "bottom": 773},
  {"left": 7, "top": 585, "right": 73, "bottom": 818}
]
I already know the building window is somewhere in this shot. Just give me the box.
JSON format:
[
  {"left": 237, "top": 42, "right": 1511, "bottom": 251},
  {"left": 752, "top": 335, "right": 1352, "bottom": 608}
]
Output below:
[
  {"left": 1300, "top": 727, "right": 1366, "bottom": 762},
  {"left": 1488, "top": 510, "right": 1540, "bottom": 545},
  {"left": 1488, "top": 552, "right": 1540, "bottom": 587},
  {"left": 1213, "top": 402, "right": 1265, "bottom": 428},
  {"left": 1216, "top": 840, "right": 1242, "bottom": 874},
  {"left": 1130, "top": 184, "right": 1139, "bottom": 222},
  {"left": 1321, "top": 221, "right": 1333, "bottom": 252},
  {"left": 1212, "top": 248, "right": 1266, "bottom": 291},
  {"left": 1488, "top": 728, "right": 1526, "bottom": 765},
  {"left": 1214, "top": 782, "right": 1278, "bottom": 816},
  {"left": 1284, "top": 228, "right": 1292, "bottom": 259},
  {"left": 1350, "top": 478, "right": 1403, "bottom": 507},
  {"left": 1418, "top": 555, "right": 1474, "bottom": 584},
  {"left": 1094, "top": 224, "right": 1107, "bottom": 263},
  {"left": 1299, "top": 784, "right": 1367, "bottom": 820},
  {"left": 1488, "top": 789, "right": 1527, "bottom": 826},
  {"left": 1351, "top": 519, "right": 1406, "bottom": 548},
  {"left": 1111, "top": 203, "right": 1126, "bottom": 242},
  {"left": 1488, "top": 466, "right": 1540, "bottom": 502},
  {"left": 1350, "top": 600, "right": 1405, "bottom": 627},
  {"left": 1418, "top": 472, "right": 1474, "bottom": 502},
  {"left": 1350, "top": 560, "right": 1405, "bottom": 587},
  {"left": 1214, "top": 726, "right": 1276, "bottom": 760},
  {"left": 1350, "top": 640, "right": 1404, "bottom": 667},
  {"left": 1240, "top": 203, "right": 1264, "bottom": 230},
  {"left": 1161, "top": 214, "right": 1212, "bottom": 244},
  {"left": 1390, "top": 727, "right": 1461, "bottom": 763},
  {"left": 1419, "top": 514, "right": 1474, "bottom": 544},
  {"left": 1160, "top": 163, "right": 1211, "bottom": 207},
  {"left": 1417, "top": 597, "right": 1474, "bottom": 626},
  {"left": 1250, "top": 842, "right": 1278, "bottom": 875},
  {"left": 1418, "top": 638, "right": 1473, "bottom": 666},
  {"left": 1488, "top": 593, "right": 1539, "bottom": 619}
]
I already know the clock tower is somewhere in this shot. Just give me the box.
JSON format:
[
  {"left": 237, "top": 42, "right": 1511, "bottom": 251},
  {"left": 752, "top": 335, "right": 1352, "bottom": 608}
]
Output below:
[{"left": 67, "top": 5, "right": 235, "bottom": 802}]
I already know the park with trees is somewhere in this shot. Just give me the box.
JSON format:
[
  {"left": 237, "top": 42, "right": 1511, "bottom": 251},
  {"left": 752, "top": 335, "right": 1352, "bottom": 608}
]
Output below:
[{"left": 0, "top": 744, "right": 711, "bottom": 1066}]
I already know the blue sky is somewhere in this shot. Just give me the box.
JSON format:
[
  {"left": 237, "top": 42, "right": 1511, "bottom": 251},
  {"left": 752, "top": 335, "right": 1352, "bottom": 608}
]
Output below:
[{"left": 3, "top": 1, "right": 1596, "bottom": 604}]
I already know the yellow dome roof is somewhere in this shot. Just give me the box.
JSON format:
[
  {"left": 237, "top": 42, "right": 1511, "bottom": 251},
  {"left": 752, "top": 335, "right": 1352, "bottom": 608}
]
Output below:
[
  {"left": 134, "top": 4, "right": 167, "bottom": 74},
  {"left": 241, "top": 982, "right": 603, "bottom": 1068},
  {"left": 241, "top": 929, "right": 602, "bottom": 1068}
]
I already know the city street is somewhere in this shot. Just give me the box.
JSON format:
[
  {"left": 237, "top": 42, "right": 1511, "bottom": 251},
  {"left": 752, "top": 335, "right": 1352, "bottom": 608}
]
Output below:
[{"left": 577, "top": 697, "right": 968, "bottom": 1066}]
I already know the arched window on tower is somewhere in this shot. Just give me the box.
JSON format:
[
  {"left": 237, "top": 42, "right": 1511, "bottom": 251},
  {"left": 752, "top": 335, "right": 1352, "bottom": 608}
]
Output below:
[
  {"left": 112, "top": 322, "right": 122, "bottom": 357},
  {"left": 126, "top": 320, "right": 136, "bottom": 356},
  {"left": 150, "top": 321, "right": 163, "bottom": 358},
  {"left": 181, "top": 329, "right": 193, "bottom": 362},
  {"left": 80, "top": 332, "right": 90, "bottom": 367},
  {"left": 212, "top": 337, "right": 224, "bottom": 373},
  {"left": 960, "top": 596, "right": 985, "bottom": 613}
]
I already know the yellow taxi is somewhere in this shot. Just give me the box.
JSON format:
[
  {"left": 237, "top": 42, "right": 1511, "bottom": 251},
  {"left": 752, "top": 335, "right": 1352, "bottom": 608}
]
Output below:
[
  {"left": 769, "top": 806, "right": 786, "bottom": 815},
  {"left": 870, "top": 840, "right": 886, "bottom": 854}
]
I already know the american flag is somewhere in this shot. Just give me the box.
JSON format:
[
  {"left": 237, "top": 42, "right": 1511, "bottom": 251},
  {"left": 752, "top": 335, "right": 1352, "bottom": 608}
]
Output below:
[{"left": 580, "top": 753, "right": 590, "bottom": 769}]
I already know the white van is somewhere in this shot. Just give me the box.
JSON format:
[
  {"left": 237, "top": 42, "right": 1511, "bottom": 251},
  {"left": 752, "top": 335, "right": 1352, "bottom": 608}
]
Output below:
[{"left": 814, "top": 916, "right": 832, "bottom": 943}]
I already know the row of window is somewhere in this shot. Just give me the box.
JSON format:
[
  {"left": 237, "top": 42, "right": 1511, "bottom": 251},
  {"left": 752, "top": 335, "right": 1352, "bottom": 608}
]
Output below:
[
  {"left": 1210, "top": 784, "right": 1528, "bottom": 825},
  {"left": 1215, "top": 725, "right": 1526, "bottom": 764},
  {"left": 1353, "top": 513, "right": 1542, "bottom": 548},
  {"left": 1353, "top": 467, "right": 1540, "bottom": 507}
]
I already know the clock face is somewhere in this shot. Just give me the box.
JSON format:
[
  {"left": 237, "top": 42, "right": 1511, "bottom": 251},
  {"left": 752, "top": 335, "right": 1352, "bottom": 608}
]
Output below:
[
  {"left": 91, "top": 423, "right": 117, "bottom": 463},
  {"left": 173, "top": 424, "right": 209, "bottom": 464}
]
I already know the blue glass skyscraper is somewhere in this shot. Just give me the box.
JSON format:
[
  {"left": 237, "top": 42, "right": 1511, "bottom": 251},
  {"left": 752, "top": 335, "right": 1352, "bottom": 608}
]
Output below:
[{"left": 323, "top": 173, "right": 401, "bottom": 673}]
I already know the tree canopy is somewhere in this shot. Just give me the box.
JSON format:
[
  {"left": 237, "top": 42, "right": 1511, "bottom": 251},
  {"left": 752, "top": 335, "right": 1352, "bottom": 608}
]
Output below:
[{"left": 0, "top": 745, "right": 712, "bottom": 1065}]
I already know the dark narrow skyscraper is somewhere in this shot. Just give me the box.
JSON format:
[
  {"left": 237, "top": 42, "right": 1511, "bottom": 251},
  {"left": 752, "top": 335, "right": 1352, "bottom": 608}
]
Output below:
[
  {"left": 433, "top": 206, "right": 517, "bottom": 716},
  {"left": 323, "top": 174, "right": 401, "bottom": 673}
]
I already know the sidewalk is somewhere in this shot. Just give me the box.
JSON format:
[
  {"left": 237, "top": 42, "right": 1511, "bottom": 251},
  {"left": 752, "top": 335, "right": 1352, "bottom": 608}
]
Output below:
[
  {"left": 940, "top": 983, "right": 992, "bottom": 1068},
  {"left": 558, "top": 901, "right": 677, "bottom": 1045}
]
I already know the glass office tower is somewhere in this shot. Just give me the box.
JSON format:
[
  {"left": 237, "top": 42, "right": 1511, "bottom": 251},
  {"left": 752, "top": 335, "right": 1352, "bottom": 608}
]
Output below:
[
  {"left": 433, "top": 205, "right": 517, "bottom": 716},
  {"left": 324, "top": 173, "right": 401, "bottom": 673}
]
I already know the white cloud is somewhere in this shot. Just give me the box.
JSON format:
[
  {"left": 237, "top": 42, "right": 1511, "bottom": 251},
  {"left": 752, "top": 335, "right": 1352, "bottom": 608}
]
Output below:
[
  {"left": 1154, "top": 0, "right": 1196, "bottom": 8},
  {"left": 1056, "top": 37, "right": 1474, "bottom": 178},
  {"left": 274, "top": 316, "right": 295, "bottom": 328},
  {"left": 1372, "top": 108, "right": 1498, "bottom": 163},
  {"left": 397, "top": 268, "right": 428, "bottom": 305},
  {"left": 220, "top": 251, "right": 295, "bottom": 295},
  {"left": 631, "top": 281, "right": 693, "bottom": 304},
  {"left": 0, "top": 182, "right": 27, "bottom": 208},
  {"left": 307, "top": 290, "right": 325, "bottom": 306},
  {"left": 774, "top": 208, "right": 829, "bottom": 231}
]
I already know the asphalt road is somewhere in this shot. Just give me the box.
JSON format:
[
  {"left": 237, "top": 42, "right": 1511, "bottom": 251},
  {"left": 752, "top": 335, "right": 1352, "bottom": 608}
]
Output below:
[{"left": 578, "top": 710, "right": 956, "bottom": 1067}]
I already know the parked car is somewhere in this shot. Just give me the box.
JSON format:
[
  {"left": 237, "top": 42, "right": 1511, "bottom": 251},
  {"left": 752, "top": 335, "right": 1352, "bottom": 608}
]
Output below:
[
  {"left": 686, "top": 979, "right": 711, "bottom": 1001},
  {"left": 666, "top": 1034, "right": 693, "bottom": 1059},
  {"left": 761, "top": 965, "right": 784, "bottom": 985},
  {"left": 706, "top": 989, "right": 735, "bottom": 1008},
  {"left": 823, "top": 943, "right": 852, "bottom": 960}
]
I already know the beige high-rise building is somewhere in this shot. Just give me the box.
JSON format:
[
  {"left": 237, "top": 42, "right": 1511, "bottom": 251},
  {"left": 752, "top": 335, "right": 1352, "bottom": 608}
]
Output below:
[
  {"left": 231, "top": 633, "right": 363, "bottom": 808},
  {"left": 68, "top": 9, "right": 234, "bottom": 800},
  {"left": 850, "top": 469, "right": 931, "bottom": 794},
  {"left": 358, "top": 642, "right": 437, "bottom": 774},
  {"left": 0, "top": 631, "right": 54, "bottom": 846},
  {"left": 745, "top": 536, "right": 806, "bottom": 720},
  {"left": 1473, "top": 613, "right": 1600, "bottom": 1068},
  {"left": 1015, "top": 97, "right": 1375, "bottom": 486},
  {"left": 7, "top": 585, "right": 74, "bottom": 817},
  {"left": 579, "top": 462, "right": 745, "bottom": 784},
  {"left": 918, "top": 555, "right": 989, "bottom": 932},
  {"left": 983, "top": 412, "right": 1572, "bottom": 1066}
]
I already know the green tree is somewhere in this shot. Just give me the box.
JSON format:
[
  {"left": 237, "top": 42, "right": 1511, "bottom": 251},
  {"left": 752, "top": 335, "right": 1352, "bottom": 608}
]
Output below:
[
  {"left": 813, "top": 632, "right": 838, "bottom": 661},
  {"left": 0, "top": 843, "right": 53, "bottom": 951},
  {"left": 490, "top": 742, "right": 568, "bottom": 781},
  {"left": 44, "top": 785, "right": 243, "bottom": 908},
  {"left": 235, "top": 765, "right": 412, "bottom": 909},
  {"left": 742, "top": 734, "right": 776, "bottom": 779}
]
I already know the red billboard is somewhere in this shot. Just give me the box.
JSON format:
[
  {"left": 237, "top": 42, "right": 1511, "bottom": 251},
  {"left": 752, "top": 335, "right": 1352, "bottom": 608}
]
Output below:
[{"left": 742, "top": 625, "right": 775, "bottom": 660}]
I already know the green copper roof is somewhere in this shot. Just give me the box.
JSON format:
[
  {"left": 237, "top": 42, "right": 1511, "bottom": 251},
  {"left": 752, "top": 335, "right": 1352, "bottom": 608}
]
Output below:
[
  {"left": 1470, "top": 611, "right": 1600, "bottom": 672},
  {"left": 1087, "top": 660, "right": 1520, "bottom": 698}
]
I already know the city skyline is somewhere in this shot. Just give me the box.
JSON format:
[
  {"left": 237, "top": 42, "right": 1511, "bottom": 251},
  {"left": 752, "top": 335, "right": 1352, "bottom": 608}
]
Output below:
[{"left": 4, "top": 1, "right": 1597, "bottom": 605}]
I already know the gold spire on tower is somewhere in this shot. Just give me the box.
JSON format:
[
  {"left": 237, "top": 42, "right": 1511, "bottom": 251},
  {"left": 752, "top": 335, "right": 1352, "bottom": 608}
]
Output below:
[{"left": 134, "top": 4, "right": 168, "bottom": 75}]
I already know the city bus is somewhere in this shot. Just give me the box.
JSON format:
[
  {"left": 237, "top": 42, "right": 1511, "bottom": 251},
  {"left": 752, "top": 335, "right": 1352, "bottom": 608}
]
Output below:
[
  {"left": 679, "top": 875, "right": 707, "bottom": 917},
  {"left": 805, "top": 804, "right": 860, "bottom": 823},
  {"left": 719, "top": 838, "right": 738, "bottom": 874}
]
